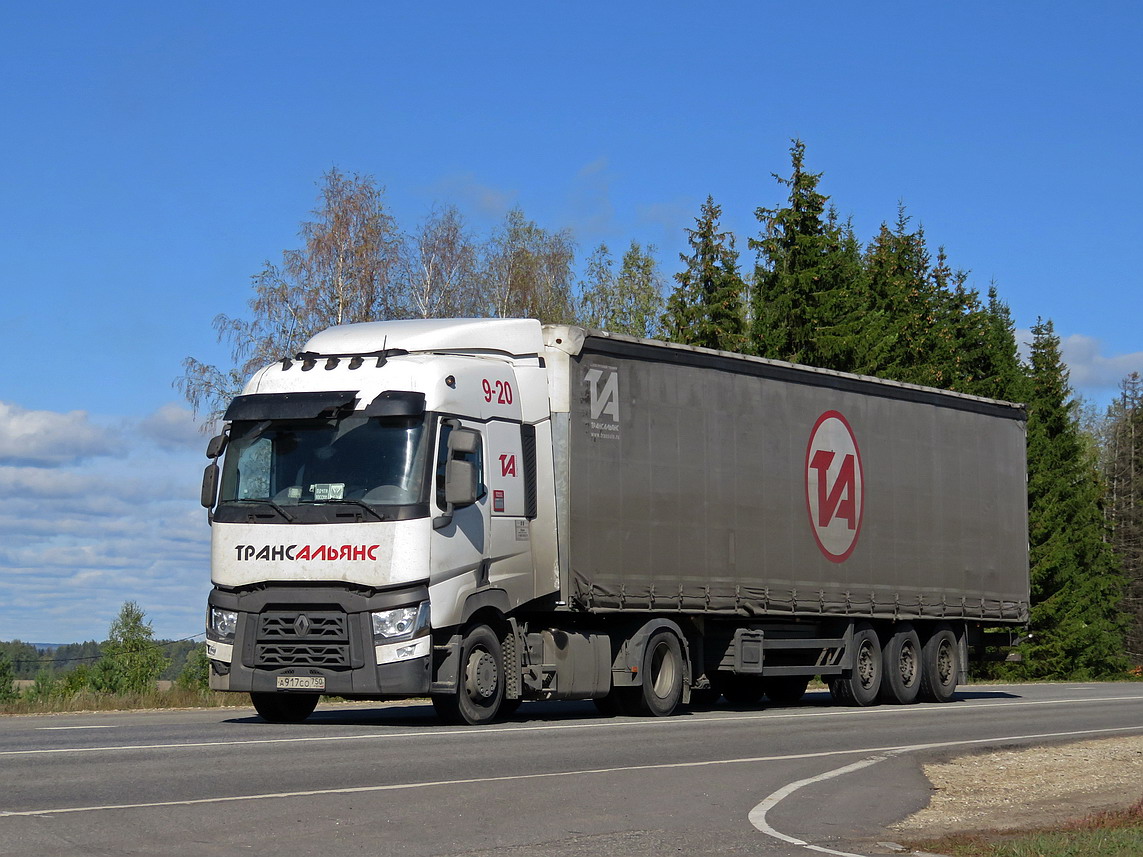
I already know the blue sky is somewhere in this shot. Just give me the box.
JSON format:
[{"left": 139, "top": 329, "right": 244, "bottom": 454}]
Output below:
[{"left": 1, "top": 3, "right": 1140, "bottom": 643}]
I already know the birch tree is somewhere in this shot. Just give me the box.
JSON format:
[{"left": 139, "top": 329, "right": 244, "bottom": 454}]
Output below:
[{"left": 178, "top": 169, "right": 404, "bottom": 424}]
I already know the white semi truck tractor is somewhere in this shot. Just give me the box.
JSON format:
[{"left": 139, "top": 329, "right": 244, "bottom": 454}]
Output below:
[{"left": 200, "top": 318, "right": 1029, "bottom": 724}]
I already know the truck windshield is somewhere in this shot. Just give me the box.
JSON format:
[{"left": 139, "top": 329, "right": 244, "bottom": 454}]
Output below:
[{"left": 218, "top": 414, "right": 431, "bottom": 515}]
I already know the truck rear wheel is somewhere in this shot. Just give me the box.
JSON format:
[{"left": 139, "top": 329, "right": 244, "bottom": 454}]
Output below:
[
  {"left": 918, "top": 627, "right": 959, "bottom": 703},
  {"left": 828, "top": 623, "right": 882, "bottom": 706},
  {"left": 432, "top": 624, "right": 504, "bottom": 725},
  {"left": 250, "top": 692, "right": 319, "bottom": 723},
  {"left": 879, "top": 623, "right": 921, "bottom": 704},
  {"left": 635, "top": 630, "right": 684, "bottom": 717}
]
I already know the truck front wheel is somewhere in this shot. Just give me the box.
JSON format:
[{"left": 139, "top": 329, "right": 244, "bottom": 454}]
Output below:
[
  {"left": 250, "top": 692, "right": 319, "bottom": 723},
  {"left": 433, "top": 625, "right": 504, "bottom": 725}
]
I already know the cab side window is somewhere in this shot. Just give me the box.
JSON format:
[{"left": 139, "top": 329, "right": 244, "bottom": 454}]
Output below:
[{"left": 435, "top": 423, "right": 485, "bottom": 508}]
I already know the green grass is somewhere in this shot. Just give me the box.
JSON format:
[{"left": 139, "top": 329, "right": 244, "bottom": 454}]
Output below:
[
  {"left": 0, "top": 688, "right": 251, "bottom": 715},
  {"left": 903, "top": 799, "right": 1143, "bottom": 857}
]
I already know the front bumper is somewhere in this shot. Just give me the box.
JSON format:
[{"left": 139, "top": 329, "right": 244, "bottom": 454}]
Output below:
[{"left": 207, "top": 583, "right": 431, "bottom": 697}]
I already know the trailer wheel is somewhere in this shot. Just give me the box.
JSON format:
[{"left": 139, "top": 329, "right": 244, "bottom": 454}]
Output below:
[
  {"left": 432, "top": 624, "right": 504, "bottom": 725},
  {"left": 879, "top": 623, "right": 921, "bottom": 704},
  {"left": 918, "top": 627, "right": 959, "bottom": 703},
  {"left": 637, "top": 630, "right": 684, "bottom": 717},
  {"left": 720, "top": 675, "right": 765, "bottom": 706},
  {"left": 250, "top": 692, "right": 319, "bottom": 723},
  {"left": 763, "top": 676, "right": 809, "bottom": 706},
  {"left": 828, "top": 623, "right": 882, "bottom": 706}
]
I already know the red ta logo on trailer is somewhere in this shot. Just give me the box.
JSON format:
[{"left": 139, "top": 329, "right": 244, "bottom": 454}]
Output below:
[{"left": 805, "top": 410, "right": 864, "bottom": 563}]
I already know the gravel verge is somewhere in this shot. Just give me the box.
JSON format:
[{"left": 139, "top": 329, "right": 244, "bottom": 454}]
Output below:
[{"left": 891, "top": 735, "right": 1143, "bottom": 836}]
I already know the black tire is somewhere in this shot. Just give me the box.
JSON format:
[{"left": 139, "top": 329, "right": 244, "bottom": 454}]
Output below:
[
  {"left": 919, "top": 626, "right": 959, "bottom": 703},
  {"left": 829, "top": 623, "right": 882, "bottom": 707},
  {"left": 879, "top": 623, "right": 922, "bottom": 704},
  {"left": 250, "top": 692, "right": 319, "bottom": 723},
  {"left": 720, "top": 674, "right": 766, "bottom": 706},
  {"left": 763, "top": 676, "right": 809, "bottom": 706},
  {"left": 432, "top": 625, "right": 504, "bottom": 725},
  {"left": 634, "top": 630, "right": 684, "bottom": 717}
]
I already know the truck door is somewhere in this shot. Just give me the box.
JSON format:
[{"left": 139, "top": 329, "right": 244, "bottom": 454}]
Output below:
[{"left": 430, "top": 419, "right": 490, "bottom": 590}]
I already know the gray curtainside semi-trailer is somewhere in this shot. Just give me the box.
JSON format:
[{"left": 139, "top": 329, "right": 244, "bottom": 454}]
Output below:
[{"left": 201, "top": 319, "right": 1029, "bottom": 724}]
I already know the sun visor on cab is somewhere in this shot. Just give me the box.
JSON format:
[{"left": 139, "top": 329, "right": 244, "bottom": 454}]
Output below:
[{"left": 223, "top": 391, "right": 359, "bottom": 421}]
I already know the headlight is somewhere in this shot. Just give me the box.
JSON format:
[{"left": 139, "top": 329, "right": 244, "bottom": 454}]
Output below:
[
  {"left": 371, "top": 602, "right": 430, "bottom": 641},
  {"left": 210, "top": 607, "right": 238, "bottom": 640}
]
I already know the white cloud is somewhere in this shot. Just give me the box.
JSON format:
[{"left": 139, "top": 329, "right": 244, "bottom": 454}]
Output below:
[
  {"left": 1059, "top": 334, "right": 1143, "bottom": 393},
  {"left": 0, "top": 401, "right": 120, "bottom": 467},
  {"left": 0, "top": 401, "right": 210, "bottom": 643},
  {"left": 1017, "top": 329, "right": 1143, "bottom": 402},
  {"left": 137, "top": 402, "right": 206, "bottom": 452},
  {"left": 429, "top": 172, "right": 516, "bottom": 220}
]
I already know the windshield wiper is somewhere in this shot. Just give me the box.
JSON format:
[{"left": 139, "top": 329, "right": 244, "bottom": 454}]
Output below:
[
  {"left": 304, "top": 498, "right": 388, "bottom": 522},
  {"left": 228, "top": 498, "right": 296, "bottom": 522}
]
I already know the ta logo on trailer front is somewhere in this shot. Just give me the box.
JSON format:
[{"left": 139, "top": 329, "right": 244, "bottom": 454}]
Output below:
[{"left": 804, "top": 410, "right": 864, "bottom": 563}]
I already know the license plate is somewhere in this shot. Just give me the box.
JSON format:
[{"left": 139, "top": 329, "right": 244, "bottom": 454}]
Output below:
[{"left": 276, "top": 675, "right": 325, "bottom": 690}]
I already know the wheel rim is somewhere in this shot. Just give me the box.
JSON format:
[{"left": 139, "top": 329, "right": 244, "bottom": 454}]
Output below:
[
  {"left": 899, "top": 640, "right": 918, "bottom": 686},
  {"left": 649, "top": 641, "right": 678, "bottom": 699},
  {"left": 465, "top": 648, "right": 499, "bottom": 702},
  {"left": 857, "top": 640, "right": 877, "bottom": 689},
  {"left": 936, "top": 639, "right": 954, "bottom": 686}
]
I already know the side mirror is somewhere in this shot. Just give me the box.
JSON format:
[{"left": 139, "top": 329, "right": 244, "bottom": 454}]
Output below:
[
  {"left": 448, "top": 428, "right": 478, "bottom": 455},
  {"left": 444, "top": 459, "right": 477, "bottom": 507},
  {"left": 433, "top": 427, "right": 481, "bottom": 530},
  {"left": 206, "top": 433, "right": 228, "bottom": 460},
  {"left": 201, "top": 461, "right": 219, "bottom": 512}
]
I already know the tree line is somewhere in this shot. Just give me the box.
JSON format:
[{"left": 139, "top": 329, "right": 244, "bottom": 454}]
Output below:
[
  {"left": 176, "top": 142, "right": 1139, "bottom": 680},
  {"left": 0, "top": 602, "right": 207, "bottom": 704}
]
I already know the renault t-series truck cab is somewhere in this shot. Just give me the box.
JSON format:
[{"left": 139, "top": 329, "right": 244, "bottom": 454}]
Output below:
[{"left": 201, "top": 318, "right": 1030, "bottom": 725}]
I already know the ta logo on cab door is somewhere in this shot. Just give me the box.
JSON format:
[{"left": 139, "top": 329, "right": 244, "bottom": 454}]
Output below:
[{"left": 804, "top": 410, "right": 864, "bottom": 563}]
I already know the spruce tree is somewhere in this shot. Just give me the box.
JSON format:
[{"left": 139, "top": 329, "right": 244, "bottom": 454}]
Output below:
[
  {"left": 662, "top": 196, "right": 747, "bottom": 352},
  {"left": 860, "top": 208, "right": 942, "bottom": 385},
  {"left": 1021, "top": 319, "right": 1128, "bottom": 678},
  {"left": 751, "top": 141, "right": 868, "bottom": 370}
]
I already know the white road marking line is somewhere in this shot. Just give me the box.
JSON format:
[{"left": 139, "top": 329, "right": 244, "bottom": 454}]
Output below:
[
  {"left": 36, "top": 726, "right": 119, "bottom": 731},
  {"left": 749, "top": 756, "right": 893, "bottom": 857},
  {"left": 2, "top": 725, "right": 1140, "bottom": 819},
  {"left": 2, "top": 691, "right": 1141, "bottom": 758},
  {"left": 747, "top": 724, "right": 1143, "bottom": 857}
]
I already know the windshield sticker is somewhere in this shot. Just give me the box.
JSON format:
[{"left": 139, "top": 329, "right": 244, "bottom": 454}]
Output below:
[{"left": 310, "top": 483, "right": 345, "bottom": 501}]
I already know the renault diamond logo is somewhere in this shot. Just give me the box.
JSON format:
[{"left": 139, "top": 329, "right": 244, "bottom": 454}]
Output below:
[{"left": 294, "top": 614, "right": 311, "bottom": 636}]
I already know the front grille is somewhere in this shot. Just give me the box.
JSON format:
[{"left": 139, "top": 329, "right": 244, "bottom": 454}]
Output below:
[
  {"left": 259, "top": 611, "right": 346, "bottom": 640},
  {"left": 256, "top": 643, "right": 349, "bottom": 667},
  {"left": 253, "top": 610, "right": 350, "bottom": 668}
]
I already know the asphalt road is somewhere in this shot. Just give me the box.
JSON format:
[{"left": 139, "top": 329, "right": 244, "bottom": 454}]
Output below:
[{"left": 1, "top": 683, "right": 1141, "bottom": 857}]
